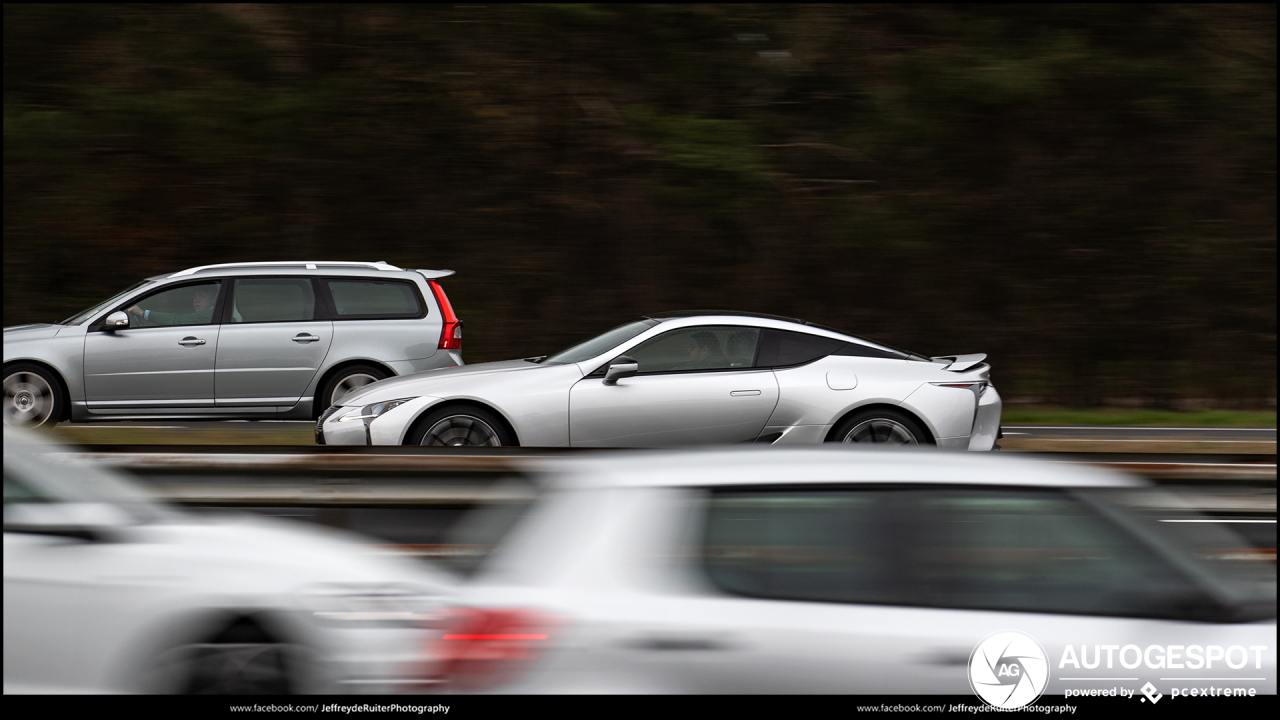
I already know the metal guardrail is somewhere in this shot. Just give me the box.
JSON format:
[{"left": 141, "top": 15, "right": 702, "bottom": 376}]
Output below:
[
  {"left": 74, "top": 449, "right": 1278, "bottom": 476},
  {"left": 66, "top": 449, "right": 1277, "bottom": 509},
  {"left": 1087, "top": 461, "right": 1277, "bottom": 481}
]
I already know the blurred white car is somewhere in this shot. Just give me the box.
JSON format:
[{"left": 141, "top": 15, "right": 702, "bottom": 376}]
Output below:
[
  {"left": 3, "top": 427, "right": 453, "bottom": 694},
  {"left": 423, "top": 448, "right": 1276, "bottom": 694}
]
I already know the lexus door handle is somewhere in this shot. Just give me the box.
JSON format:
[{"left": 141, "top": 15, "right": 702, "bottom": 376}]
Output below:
[
  {"left": 292, "top": 334, "right": 320, "bottom": 343},
  {"left": 178, "top": 337, "right": 206, "bottom": 347},
  {"left": 730, "top": 390, "right": 761, "bottom": 396}
]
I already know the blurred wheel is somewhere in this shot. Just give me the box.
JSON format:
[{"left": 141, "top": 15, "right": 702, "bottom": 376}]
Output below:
[
  {"left": 830, "top": 409, "right": 930, "bottom": 447},
  {"left": 179, "top": 621, "right": 294, "bottom": 695},
  {"left": 3, "top": 363, "right": 63, "bottom": 429},
  {"left": 319, "top": 364, "right": 389, "bottom": 410},
  {"left": 408, "top": 406, "right": 514, "bottom": 447}
]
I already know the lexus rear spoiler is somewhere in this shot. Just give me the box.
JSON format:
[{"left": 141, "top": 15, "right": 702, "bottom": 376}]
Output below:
[{"left": 931, "top": 353, "right": 987, "bottom": 372}]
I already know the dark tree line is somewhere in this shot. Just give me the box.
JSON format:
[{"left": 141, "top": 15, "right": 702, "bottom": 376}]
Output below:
[{"left": 5, "top": 4, "right": 1275, "bottom": 406}]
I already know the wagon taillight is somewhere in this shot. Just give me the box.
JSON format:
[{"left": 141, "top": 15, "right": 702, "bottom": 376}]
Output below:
[{"left": 428, "top": 280, "right": 462, "bottom": 351}]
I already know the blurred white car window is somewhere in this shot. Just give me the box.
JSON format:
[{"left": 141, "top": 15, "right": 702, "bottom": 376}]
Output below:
[{"left": 698, "top": 486, "right": 1272, "bottom": 622}]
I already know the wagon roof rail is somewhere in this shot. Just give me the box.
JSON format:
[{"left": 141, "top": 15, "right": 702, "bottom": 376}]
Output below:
[{"left": 169, "top": 261, "right": 404, "bottom": 278}]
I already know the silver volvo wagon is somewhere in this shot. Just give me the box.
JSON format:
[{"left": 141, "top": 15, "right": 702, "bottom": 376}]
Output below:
[{"left": 3, "top": 261, "right": 464, "bottom": 427}]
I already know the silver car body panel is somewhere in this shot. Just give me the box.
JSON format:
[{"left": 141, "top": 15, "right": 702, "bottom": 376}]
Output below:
[
  {"left": 84, "top": 324, "right": 222, "bottom": 410},
  {"left": 213, "top": 320, "right": 335, "bottom": 407},
  {"left": 757, "top": 423, "right": 830, "bottom": 445},
  {"left": 356, "top": 362, "right": 586, "bottom": 447},
  {"left": 569, "top": 369, "right": 779, "bottom": 447},
  {"left": 323, "top": 315, "right": 1001, "bottom": 449},
  {"left": 332, "top": 318, "right": 439, "bottom": 363},
  {"left": 3, "top": 264, "right": 460, "bottom": 421},
  {"left": 765, "top": 355, "right": 927, "bottom": 430},
  {"left": 5, "top": 325, "right": 90, "bottom": 413},
  {"left": 968, "top": 385, "right": 1003, "bottom": 451}
]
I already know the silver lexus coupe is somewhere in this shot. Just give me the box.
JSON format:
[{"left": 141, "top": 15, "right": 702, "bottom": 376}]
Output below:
[{"left": 318, "top": 312, "right": 1002, "bottom": 449}]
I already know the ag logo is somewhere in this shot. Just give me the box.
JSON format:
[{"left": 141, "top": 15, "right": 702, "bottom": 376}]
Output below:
[{"left": 969, "top": 631, "right": 1049, "bottom": 709}]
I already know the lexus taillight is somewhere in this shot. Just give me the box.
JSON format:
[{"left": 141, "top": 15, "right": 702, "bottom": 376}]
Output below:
[
  {"left": 427, "top": 607, "right": 558, "bottom": 692},
  {"left": 428, "top": 281, "right": 462, "bottom": 351},
  {"left": 930, "top": 381, "right": 987, "bottom": 399}
]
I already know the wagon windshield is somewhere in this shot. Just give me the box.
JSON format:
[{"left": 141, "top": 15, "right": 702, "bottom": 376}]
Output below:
[
  {"left": 59, "top": 281, "right": 152, "bottom": 325},
  {"left": 541, "top": 319, "right": 659, "bottom": 364}
]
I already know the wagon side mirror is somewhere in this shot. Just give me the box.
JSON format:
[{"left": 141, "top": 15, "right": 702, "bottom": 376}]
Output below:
[
  {"left": 603, "top": 356, "right": 639, "bottom": 386},
  {"left": 103, "top": 311, "right": 130, "bottom": 332}
]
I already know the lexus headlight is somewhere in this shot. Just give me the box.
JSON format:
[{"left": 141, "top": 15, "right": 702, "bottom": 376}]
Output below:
[{"left": 336, "top": 398, "right": 415, "bottom": 423}]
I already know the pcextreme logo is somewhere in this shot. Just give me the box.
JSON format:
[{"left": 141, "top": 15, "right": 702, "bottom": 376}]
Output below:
[{"left": 970, "top": 630, "right": 1050, "bottom": 709}]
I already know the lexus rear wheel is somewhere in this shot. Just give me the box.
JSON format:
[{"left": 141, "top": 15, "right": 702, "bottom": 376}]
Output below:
[
  {"left": 830, "top": 409, "right": 931, "bottom": 447},
  {"left": 407, "top": 406, "right": 515, "bottom": 447},
  {"left": 3, "top": 364, "right": 63, "bottom": 429}
]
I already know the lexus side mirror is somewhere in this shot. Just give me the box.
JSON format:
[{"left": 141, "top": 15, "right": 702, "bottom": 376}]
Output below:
[
  {"left": 603, "top": 356, "right": 639, "bottom": 386},
  {"left": 104, "top": 311, "right": 130, "bottom": 331}
]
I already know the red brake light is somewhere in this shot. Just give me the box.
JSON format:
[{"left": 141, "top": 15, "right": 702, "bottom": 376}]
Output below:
[
  {"left": 428, "top": 280, "right": 462, "bottom": 351},
  {"left": 428, "top": 608, "right": 558, "bottom": 691}
]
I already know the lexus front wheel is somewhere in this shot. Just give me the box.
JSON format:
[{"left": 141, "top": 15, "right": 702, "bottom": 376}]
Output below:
[{"left": 407, "top": 406, "right": 515, "bottom": 447}]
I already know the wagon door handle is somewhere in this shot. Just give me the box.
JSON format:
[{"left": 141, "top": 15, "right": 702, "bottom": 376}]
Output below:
[
  {"left": 293, "top": 333, "right": 320, "bottom": 343},
  {"left": 730, "top": 390, "right": 761, "bottom": 397},
  {"left": 178, "top": 337, "right": 206, "bottom": 347}
]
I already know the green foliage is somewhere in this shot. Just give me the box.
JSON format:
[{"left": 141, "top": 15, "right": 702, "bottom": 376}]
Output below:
[{"left": 3, "top": 4, "right": 1274, "bottom": 406}]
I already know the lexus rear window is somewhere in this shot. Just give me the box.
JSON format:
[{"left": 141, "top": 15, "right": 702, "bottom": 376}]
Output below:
[{"left": 755, "top": 330, "right": 846, "bottom": 367}]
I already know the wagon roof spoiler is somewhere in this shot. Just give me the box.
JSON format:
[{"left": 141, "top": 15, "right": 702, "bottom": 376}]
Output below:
[
  {"left": 415, "top": 269, "right": 456, "bottom": 279},
  {"left": 931, "top": 353, "right": 987, "bottom": 372}
]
